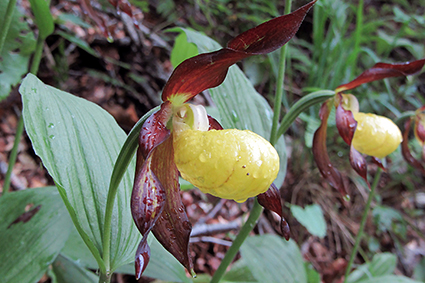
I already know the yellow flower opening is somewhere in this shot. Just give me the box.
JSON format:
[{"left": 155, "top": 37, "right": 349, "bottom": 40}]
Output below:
[
  {"left": 174, "top": 129, "right": 279, "bottom": 203},
  {"left": 352, "top": 112, "right": 402, "bottom": 158}
]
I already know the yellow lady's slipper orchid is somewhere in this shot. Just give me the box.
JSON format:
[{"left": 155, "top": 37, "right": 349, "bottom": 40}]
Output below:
[
  {"left": 174, "top": 128, "right": 279, "bottom": 203},
  {"left": 130, "top": 1, "right": 317, "bottom": 277},
  {"left": 352, "top": 112, "right": 402, "bottom": 158}
]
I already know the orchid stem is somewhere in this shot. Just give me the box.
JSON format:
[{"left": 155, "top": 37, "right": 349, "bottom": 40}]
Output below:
[
  {"left": 344, "top": 168, "right": 382, "bottom": 282},
  {"left": 270, "top": 0, "right": 292, "bottom": 146},
  {"left": 210, "top": 199, "right": 263, "bottom": 283}
]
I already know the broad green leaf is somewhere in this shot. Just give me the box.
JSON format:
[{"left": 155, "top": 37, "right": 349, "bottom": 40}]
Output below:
[
  {"left": 413, "top": 257, "right": 425, "bottom": 281},
  {"left": 0, "top": 187, "right": 72, "bottom": 283},
  {"left": 355, "top": 275, "right": 422, "bottom": 283},
  {"left": 240, "top": 235, "right": 307, "bottom": 283},
  {"left": 290, "top": 204, "right": 327, "bottom": 238},
  {"left": 28, "top": 0, "right": 54, "bottom": 39},
  {"left": 20, "top": 74, "right": 139, "bottom": 270},
  {"left": 61, "top": 221, "right": 189, "bottom": 282},
  {"left": 0, "top": 0, "right": 36, "bottom": 100},
  {"left": 52, "top": 254, "right": 98, "bottom": 283},
  {"left": 347, "top": 253, "right": 397, "bottom": 283},
  {"left": 305, "top": 262, "right": 321, "bottom": 283},
  {"left": 170, "top": 32, "right": 198, "bottom": 68},
  {"left": 174, "top": 28, "right": 287, "bottom": 187},
  {"left": 222, "top": 258, "right": 258, "bottom": 282}
]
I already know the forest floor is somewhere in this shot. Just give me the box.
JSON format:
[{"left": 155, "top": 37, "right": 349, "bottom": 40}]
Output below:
[{"left": 1, "top": 1, "right": 425, "bottom": 282}]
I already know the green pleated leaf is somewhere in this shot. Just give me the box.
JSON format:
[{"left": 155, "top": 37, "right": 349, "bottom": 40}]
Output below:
[
  {"left": 52, "top": 254, "right": 98, "bottom": 283},
  {"left": 19, "top": 74, "right": 140, "bottom": 270},
  {"left": 28, "top": 0, "right": 54, "bottom": 39},
  {"left": 62, "top": 227, "right": 190, "bottom": 282},
  {"left": 290, "top": 204, "right": 327, "bottom": 238},
  {"left": 240, "top": 235, "right": 307, "bottom": 283},
  {"left": 0, "top": 0, "right": 36, "bottom": 100},
  {"left": 171, "top": 28, "right": 287, "bottom": 187},
  {"left": 0, "top": 187, "right": 72, "bottom": 283},
  {"left": 355, "top": 275, "right": 422, "bottom": 283}
]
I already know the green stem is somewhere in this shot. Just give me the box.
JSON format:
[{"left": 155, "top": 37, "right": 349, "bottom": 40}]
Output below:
[
  {"left": 344, "top": 168, "right": 382, "bottom": 282},
  {"left": 276, "top": 89, "right": 335, "bottom": 137},
  {"left": 210, "top": 199, "right": 263, "bottom": 283},
  {"left": 269, "top": 0, "right": 292, "bottom": 146},
  {"left": 98, "top": 271, "right": 111, "bottom": 283},
  {"left": 0, "top": 0, "right": 17, "bottom": 54},
  {"left": 2, "top": 31, "right": 44, "bottom": 197},
  {"left": 30, "top": 36, "right": 45, "bottom": 75},
  {"left": 2, "top": 114, "right": 24, "bottom": 196}
]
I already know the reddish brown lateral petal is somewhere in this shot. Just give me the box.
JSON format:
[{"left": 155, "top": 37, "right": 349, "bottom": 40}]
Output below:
[
  {"left": 140, "top": 102, "right": 173, "bottom": 159},
  {"left": 150, "top": 135, "right": 194, "bottom": 274},
  {"left": 79, "top": 0, "right": 111, "bottom": 39},
  {"left": 336, "top": 58, "right": 425, "bottom": 93},
  {"left": 208, "top": 115, "right": 224, "bottom": 130},
  {"left": 257, "top": 183, "right": 290, "bottom": 240},
  {"left": 135, "top": 237, "right": 150, "bottom": 280},
  {"left": 227, "top": 0, "right": 316, "bottom": 54},
  {"left": 131, "top": 150, "right": 167, "bottom": 236},
  {"left": 371, "top": 157, "right": 386, "bottom": 170},
  {"left": 7, "top": 205, "right": 42, "bottom": 229},
  {"left": 335, "top": 99, "right": 357, "bottom": 145},
  {"left": 162, "top": 49, "right": 248, "bottom": 103},
  {"left": 349, "top": 146, "right": 369, "bottom": 187},
  {"left": 402, "top": 119, "right": 425, "bottom": 174},
  {"left": 313, "top": 102, "right": 349, "bottom": 197}
]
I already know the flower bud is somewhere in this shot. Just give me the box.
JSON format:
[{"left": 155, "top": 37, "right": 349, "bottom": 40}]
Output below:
[
  {"left": 352, "top": 112, "right": 402, "bottom": 158},
  {"left": 173, "top": 129, "right": 279, "bottom": 203}
]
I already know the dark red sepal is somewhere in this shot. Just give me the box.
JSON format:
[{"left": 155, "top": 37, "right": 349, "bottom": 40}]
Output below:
[
  {"left": 257, "top": 183, "right": 290, "bottom": 240},
  {"left": 131, "top": 150, "right": 167, "bottom": 235},
  {"left": 162, "top": 0, "right": 316, "bottom": 103},
  {"left": 132, "top": 137, "right": 169, "bottom": 279},
  {"left": 162, "top": 49, "right": 248, "bottom": 103},
  {"left": 349, "top": 145, "right": 369, "bottom": 187},
  {"left": 135, "top": 237, "right": 150, "bottom": 279},
  {"left": 208, "top": 115, "right": 224, "bottom": 130},
  {"left": 335, "top": 96, "right": 357, "bottom": 145},
  {"left": 336, "top": 58, "right": 425, "bottom": 93},
  {"left": 150, "top": 135, "right": 194, "bottom": 275},
  {"left": 227, "top": 1, "right": 316, "bottom": 54},
  {"left": 402, "top": 118, "right": 425, "bottom": 174},
  {"left": 140, "top": 102, "right": 173, "bottom": 159},
  {"left": 312, "top": 101, "right": 349, "bottom": 197}
]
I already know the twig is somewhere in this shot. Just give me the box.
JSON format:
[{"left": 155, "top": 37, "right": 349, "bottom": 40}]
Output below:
[{"left": 191, "top": 220, "right": 241, "bottom": 237}]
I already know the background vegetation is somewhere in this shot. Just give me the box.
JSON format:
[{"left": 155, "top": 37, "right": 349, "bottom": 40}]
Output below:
[{"left": 0, "top": 0, "right": 424, "bottom": 282}]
